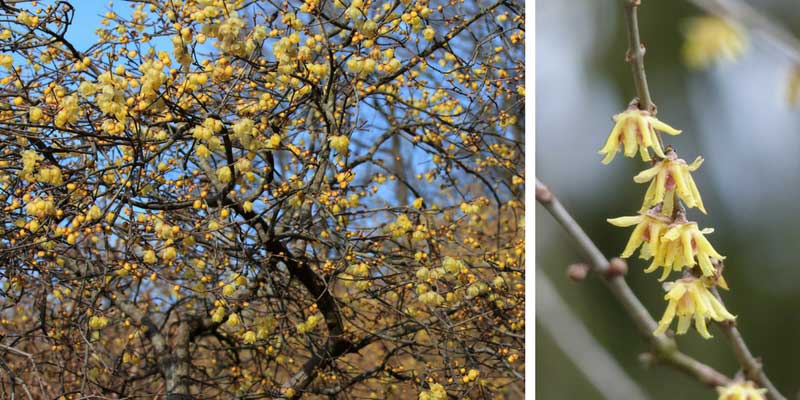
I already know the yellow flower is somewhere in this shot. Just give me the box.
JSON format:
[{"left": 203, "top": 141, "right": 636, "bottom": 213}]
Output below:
[
  {"left": 29, "top": 106, "right": 43, "bottom": 123},
  {"left": 634, "top": 153, "right": 705, "bottom": 215},
  {"left": 37, "top": 165, "right": 64, "bottom": 185},
  {"left": 243, "top": 330, "right": 257, "bottom": 344},
  {"left": 683, "top": 16, "right": 747, "bottom": 69},
  {"left": 607, "top": 213, "right": 670, "bottom": 260},
  {"left": 226, "top": 313, "right": 240, "bottom": 327},
  {"left": 419, "top": 383, "right": 447, "bottom": 400},
  {"left": 598, "top": 108, "right": 681, "bottom": 164},
  {"left": 329, "top": 135, "right": 349, "bottom": 154},
  {"left": 654, "top": 277, "right": 735, "bottom": 339},
  {"left": 216, "top": 166, "right": 232, "bottom": 183},
  {"left": 647, "top": 221, "right": 724, "bottom": 280},
  {"left": 161, "top": 246, "right": 177, "bottom": 261},
  {"left": 143, "top": 249, "right": 156, "bottom": 264},
  {"left": 88, "top": 315, "right": 109, "bottom": 330},
  {"left": 717, "top": 381, "right": 767, "bottom": 400}
]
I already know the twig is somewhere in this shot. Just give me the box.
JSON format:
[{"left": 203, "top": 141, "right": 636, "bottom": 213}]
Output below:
[
  {"left": 623, "top": 0, "right": 654, "bottom": 112},
  {"left": 535, "top": 179, "right": 731, "bottom": 389}
]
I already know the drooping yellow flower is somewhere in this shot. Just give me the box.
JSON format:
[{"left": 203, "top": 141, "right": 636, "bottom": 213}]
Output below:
[
  {"left": 646, "top": 221, "right": 724, "bottom": 280},
  {"left": 717, "top": 381, "right": 767, "bottom": 400},
  {"left": 634, "top": 153, "right": 706, "bottom": 215},
  {"left": 607, "top": 212, "right": 671, "bottom": 260},
  {"left": 654, "top": 277, "right": 735, "bottom": 339},
  {"left": 598, "top": 108, "right": 682, "bottom": 164},
  {"left": 682, "top": 16, "right": 747, "bottom": 69}
]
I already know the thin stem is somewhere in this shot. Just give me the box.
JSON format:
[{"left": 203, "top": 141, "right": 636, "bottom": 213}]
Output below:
[
  {"left": 711, "top": 287, "right": 786, "bottom": 400},
  {"left": 623, "top": 0, "right": 654, "bottom": 112},
  {"left": 536, "top": 179, "right": 731, "bottom": 389}
]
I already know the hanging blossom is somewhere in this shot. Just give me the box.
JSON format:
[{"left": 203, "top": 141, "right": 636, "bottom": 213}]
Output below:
[
  {"left": 609, "top": 213, "right": 724, "bottom": 281},
  {"left": 634, "top": 152, "right": 706, "bottom": 216},
  {"left": 598, "top": 107, "right": 682, "bottom": 164},
  {"left": 717, "top": 381, "right": 767, "bottom": 400},
  {"left": 607, "top": 212, "right": 670, "bottom": 260},
  {"left": 646, "top": 220, "right": 724, "bottom": 281},
  {"left": 654, "top": 277, "right": 735, "bottom": 339}
]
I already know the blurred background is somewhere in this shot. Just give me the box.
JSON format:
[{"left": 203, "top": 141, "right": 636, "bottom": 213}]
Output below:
[{"left": 536, "top": 0, "right": 800, "bottom": 398}]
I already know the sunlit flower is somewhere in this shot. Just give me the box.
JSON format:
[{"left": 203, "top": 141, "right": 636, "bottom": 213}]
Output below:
[
  {"left": 143, "top": 249, "right": 156, "bottom": 264},
  {"left": 654, "top": 277, "right": 735, "bottom": 339},
  {"left": 682, "top": 16, "right": 747, "bottom": 69},
  {"left": 329, "top": 135, "right": 349, "bottom": 154},
  {"left": 607, "top": 212, "right": 671, "bottom": 260},
  {"left": 634, "top": 153, "right": 706, "bottom": 215},
  {"left": 646, "top": 221, "right": 724, "bottom": 280},
  {"left": 717, "top": 381, "right": 767, "bottom": 400},
  {"left": 598, "top": 108, "right": 681, "bottom": 164}
]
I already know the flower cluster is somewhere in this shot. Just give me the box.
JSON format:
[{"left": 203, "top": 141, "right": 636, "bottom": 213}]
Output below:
[{"left": 601, "top": 106, "right": 735, "bottom": 339}]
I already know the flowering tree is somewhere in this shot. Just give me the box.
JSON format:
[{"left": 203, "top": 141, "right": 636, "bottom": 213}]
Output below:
[{"left": 0, "top": 0, "right": 524, "bottom": 398}]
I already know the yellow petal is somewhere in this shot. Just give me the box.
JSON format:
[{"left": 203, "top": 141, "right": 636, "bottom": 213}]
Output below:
[
  {"left": 599, "top": 121, "right": 624, "bottom": 162},
  {"left": 717, "top": 275, "right": 730, "bottom": 291},
  {"left": 666, "top": 282, "right": 687, "bottom": 300},
  {"left": 650, "top": 130, "right": 666, "bottom": 158},
  {"left": 672, "top": 166, "right": 694, "bottom": 204},
  {"left": 607, "top": 215, "right": 643, "bottom": 227},
  {"left": 656, "top": 301, "right": 677, "bottom": 332},
  {"left": 676, "top": 315, "right": 691, "bottom": 334},
  {"left": 662, "top": 225, "right": 682, "bottom": 241},
  {"left": 658, "top": 264, "right": 673, "bottom": 281},
  {"left": 640, "top": 181, "right": 659, "bottom": 212},
  {"left": 638, "top": 117, "right": 652, "bottom": 148},
  {"left": 621, "top": 222, "right": 648, "bottom": 258},
  {"left": 695, "top": 314, "right": 712, "bottom": 339},
  {"left": 680, "top": 230, "right": 695, "bottom": 267},
  {"left": 638, "top": 146, "right": 651, "bottom": 162},
  {"left": 688, "top": 156, "right": 704, "bottom": 171},
  {"left": 696, "top": 252, "right": 715, "bottom": 276},
  {"left": 633, "top": 164, "right": 663, "bottom": 183},
  {"left": 708, "top": 296, "right": 736, "bottom": 321},
  {"left": 601, "top": 150, "right": 617, "bottom": 165},
  {"left": 650, "top": 117, "right": 682, "bottom": 135},
  {"left": 622, "top": 121, "right": 638, "bottom": 157},
  {"left": 686, "top": 173, "right": 707, "bottom": 214},
  {"left": 647, "top": 223, "right": 664, "bottom": 256},
  {"left": 694, "top": 231, "right": 724, "bottom": 259},
  {"left": 661, "top": 190, "right": 675, "bottom": 217}
]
